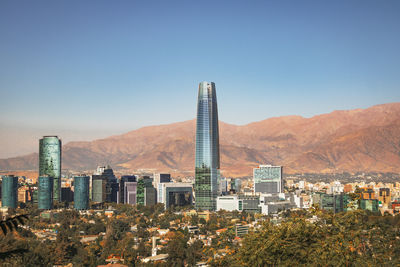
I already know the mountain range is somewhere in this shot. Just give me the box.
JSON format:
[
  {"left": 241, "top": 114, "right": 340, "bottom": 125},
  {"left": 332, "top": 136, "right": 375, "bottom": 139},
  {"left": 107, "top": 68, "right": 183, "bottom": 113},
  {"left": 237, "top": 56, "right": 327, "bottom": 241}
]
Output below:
[{"left": 1, "top": 103, "right": 400, "bottom": 177}]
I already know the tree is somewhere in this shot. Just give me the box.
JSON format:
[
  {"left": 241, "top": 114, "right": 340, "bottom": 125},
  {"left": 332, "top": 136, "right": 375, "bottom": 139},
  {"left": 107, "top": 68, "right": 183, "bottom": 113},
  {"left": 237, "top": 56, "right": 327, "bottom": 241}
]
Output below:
[
  {"left": 213, "top": 210, "right": 400, "bottom": 266},
  {"left": 186, "top": 239, "right": 204, "bottom": 266},
  {"left": 166, "top": 231, "right": 188, "bottom": 266},
  {"left": 53, "top": 220, "right": 81, "bottom": 264}
]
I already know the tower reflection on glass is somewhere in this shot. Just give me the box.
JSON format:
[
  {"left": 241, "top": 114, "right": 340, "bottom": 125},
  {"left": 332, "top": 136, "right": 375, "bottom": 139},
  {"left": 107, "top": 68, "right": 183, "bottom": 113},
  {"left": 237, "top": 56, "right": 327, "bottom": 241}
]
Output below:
[
  {"left": 39, "top": 136, "right": 61, "bottom": 202},
  {"left": 195, "top": 81, "right": 220, "bottom": 211}
]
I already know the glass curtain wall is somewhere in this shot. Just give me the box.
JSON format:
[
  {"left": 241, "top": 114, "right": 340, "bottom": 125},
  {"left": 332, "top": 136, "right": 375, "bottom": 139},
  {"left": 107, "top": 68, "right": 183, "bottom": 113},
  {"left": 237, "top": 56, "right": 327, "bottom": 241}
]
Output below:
[
  {"left": 39, "top": 136, "right": 61, "bottom": 201},
  {"left": 195, "top": 81, "right": 220, "bottom": 211}
]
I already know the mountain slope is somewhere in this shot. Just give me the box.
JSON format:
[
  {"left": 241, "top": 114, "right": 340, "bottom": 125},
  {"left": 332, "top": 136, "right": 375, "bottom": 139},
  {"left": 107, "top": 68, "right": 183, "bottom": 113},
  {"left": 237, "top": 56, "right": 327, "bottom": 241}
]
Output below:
[{"left": 1, "top": 103, "right": 400, "bottom": 177}]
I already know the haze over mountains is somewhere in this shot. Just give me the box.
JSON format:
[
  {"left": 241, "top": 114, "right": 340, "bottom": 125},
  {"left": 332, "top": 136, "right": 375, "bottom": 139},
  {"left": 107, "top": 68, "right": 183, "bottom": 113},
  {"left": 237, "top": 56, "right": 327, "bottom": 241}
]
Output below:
[{"left": 1, "top": 103, "right": 400, "bottom": 177}]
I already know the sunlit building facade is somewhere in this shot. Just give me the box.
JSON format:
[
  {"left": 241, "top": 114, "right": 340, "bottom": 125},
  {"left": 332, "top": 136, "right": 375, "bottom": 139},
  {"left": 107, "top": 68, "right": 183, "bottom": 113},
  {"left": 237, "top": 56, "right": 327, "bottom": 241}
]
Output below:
[
  {"left": 195, "top": 81, "right": 220, "bottom": 211},
  {"left": 39, "top": 136, "right": 61, "bottom": 201},
  {"left": 124, "top": 182, "right": 137, "bottom": 205},
  {"left": 254, "top": 165, "right": 283, "bottom": 194}
]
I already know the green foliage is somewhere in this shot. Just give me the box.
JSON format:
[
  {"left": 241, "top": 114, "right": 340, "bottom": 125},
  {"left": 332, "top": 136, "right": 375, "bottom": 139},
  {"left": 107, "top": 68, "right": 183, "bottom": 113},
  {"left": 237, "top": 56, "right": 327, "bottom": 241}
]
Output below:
[
  {"left": 54, "top": 219, "right": 82, "bottom": 264},
  {"left": 110, "top": 219, "right": 130, "bottom": 241},
  {"left": 213, "top": 210, "right": 400, "bottom": 266},
  {"left": 166, "top": 231, "right": 188, "bottom": 266},
  {"left": 0, "top": 233, "right": 54, "bottom": 266},
  {"left": 2, "top": 201, "right": 399, "bottom": 266},
  {"left": 186, "top": 239, "right": 204, "bottom": 266},
  {"left": 190, "top": 214, "right": 200, "bottom": 225},
  {"left": 166, "top": 231, "right": 204, "bottom": 266}
]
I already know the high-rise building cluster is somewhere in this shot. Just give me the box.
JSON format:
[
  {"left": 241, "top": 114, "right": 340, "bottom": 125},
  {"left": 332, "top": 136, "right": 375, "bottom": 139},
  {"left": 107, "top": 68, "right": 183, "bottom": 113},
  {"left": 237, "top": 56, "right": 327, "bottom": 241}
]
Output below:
[
  {"left": 1, "top": 135, "right": 196, "bottom": 212},
  {"left": 1, "top": 81, "right": 400, "bottom": 219}
]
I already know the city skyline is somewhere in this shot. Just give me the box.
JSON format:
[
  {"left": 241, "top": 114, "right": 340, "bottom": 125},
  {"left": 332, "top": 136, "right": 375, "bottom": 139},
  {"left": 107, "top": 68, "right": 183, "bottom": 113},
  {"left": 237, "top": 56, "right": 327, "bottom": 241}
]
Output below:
[
  {"left": 1, "top": 101, "right": 400, "bottom": 177},
  {"left": 1, "top": 1, "right": 400, "bottom": 158},
  {"left": 0, "top": 2, "right": 399, "bottom": 265}
]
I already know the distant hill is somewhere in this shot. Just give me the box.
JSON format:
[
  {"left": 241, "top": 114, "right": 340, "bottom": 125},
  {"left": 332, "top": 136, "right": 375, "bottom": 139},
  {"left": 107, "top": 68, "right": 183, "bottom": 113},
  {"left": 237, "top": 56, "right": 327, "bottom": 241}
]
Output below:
[{"left": 1, "top": 103, "right": 400, "bottom": 177}]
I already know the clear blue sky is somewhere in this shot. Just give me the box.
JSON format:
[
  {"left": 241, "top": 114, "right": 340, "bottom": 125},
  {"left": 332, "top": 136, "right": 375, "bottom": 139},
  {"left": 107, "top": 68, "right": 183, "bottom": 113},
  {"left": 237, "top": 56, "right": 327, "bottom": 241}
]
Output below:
[{"left": 1, "top": 0, "right": 400, "bottom": 158}]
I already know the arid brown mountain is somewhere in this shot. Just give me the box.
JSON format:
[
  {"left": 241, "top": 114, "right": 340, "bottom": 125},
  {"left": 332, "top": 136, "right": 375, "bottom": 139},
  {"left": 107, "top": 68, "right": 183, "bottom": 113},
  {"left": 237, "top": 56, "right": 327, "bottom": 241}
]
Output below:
[{"left": 1, "top": 103, "right": 400, "bottom": 177}]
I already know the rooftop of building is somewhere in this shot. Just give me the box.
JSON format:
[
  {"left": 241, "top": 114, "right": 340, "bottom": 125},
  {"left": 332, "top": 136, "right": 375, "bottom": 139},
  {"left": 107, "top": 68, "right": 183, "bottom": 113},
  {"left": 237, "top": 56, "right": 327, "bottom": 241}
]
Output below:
[{"left": 142, "top": 253, "right": 168, "bottom": 263}]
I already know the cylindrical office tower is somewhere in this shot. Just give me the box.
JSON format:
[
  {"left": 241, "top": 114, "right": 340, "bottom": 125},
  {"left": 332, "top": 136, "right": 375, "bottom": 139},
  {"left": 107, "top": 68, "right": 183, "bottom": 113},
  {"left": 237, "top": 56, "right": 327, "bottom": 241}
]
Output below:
[
  {"left": 39, "top": 136, "right": 61, "bottom": 201},
  {"left": 74, "top": 176, "right": 89, "bottom": 210},
  {"left": 195, "top": 81, "right": 220, "bottom": 211},
  {"left": 1, "top": 175, "right": 18, "bottom": 208},
  {"left": 38, "top": 176, "right": 54, "bottom": 210}
]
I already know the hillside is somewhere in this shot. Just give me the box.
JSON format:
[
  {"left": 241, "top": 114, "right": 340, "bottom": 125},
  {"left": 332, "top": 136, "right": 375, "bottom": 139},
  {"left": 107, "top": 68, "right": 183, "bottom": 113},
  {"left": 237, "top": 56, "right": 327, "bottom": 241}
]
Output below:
[{"left": 1, "top": 103, "right": 400, "bottom": 177}]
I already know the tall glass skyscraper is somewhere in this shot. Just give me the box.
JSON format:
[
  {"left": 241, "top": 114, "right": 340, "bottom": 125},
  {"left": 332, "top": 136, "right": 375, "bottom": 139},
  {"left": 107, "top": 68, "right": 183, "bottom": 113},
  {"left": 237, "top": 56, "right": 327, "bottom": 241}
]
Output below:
[
  {"left": 39, "top": 136, "right": 61, "bottom": 201},
  {"left": 195, "top": 81, "right": 220, "bottom": 211},
  {"left": 1, "top": 175, "right": 18, "bottom": 208},
  {"left": 38, "top": 176, "right": 54, "bottom": 210},
  {"left": 91, "top": 166, "right": 118, "bottom": 203},
  {"left": 74, "top": 176, "right": 90, "bottom": 210}
]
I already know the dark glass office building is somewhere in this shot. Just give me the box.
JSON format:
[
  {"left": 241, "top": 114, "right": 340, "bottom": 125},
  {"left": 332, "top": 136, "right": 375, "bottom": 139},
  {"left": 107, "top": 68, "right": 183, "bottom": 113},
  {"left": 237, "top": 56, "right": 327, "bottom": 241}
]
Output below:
[
  {"left": 1, "top": 175, "right": 18, "bottom": 208},
  {"left": 165, "top": 186, "right": 193, "bottom": 209},
  {"left": 61, "top": 187, "right": 74, "bottom": 203},
  {"left": 195, "top": 81, "right": 220, "bottom": 211},
  {"left": 39, "top": 136, "right": 61, "bottom": 201},
  {"left": 119, "top": 175, "right": 136, "bottom": 203},
  {"left": 38, "top": 176, "right": 54, "bottom": 210},
  {"left": 91, "top": 166, "right": 118, "bottom": 203},
  {"left": 74, "top": 176, "right": 90, "bottom": 210}
]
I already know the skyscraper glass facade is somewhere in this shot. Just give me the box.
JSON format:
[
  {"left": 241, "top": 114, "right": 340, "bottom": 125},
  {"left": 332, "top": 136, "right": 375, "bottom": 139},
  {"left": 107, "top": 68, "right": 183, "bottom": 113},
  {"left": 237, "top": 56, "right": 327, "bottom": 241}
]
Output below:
[
  {"left": 136, "top": 177, "right": 153, "bottom": 205},
  {"left": 39, "top": 136, "right": 61, "bottom": 201},
  {"left": 230, "top": 179, "right": 242, "bottom": 193},
  {"left": 1, "top": 175, "right": 18, "bottom": 208},
  {"left": 102, "top": 167, "right": 118, "bottom": 203},
  {"left": 119, "top": 175, "right": 136, "bottom": 203},
  {"left": 91, "top": 166, "right": 118, "bottom": 203},
  {"left": 165, "top": 186, "right": 193, "bottom": 209},
  {"left": 92, "top": 175, "right": 106, "bottom": 202},
  {"left": 74, "top": 176, "right": 90, "bottom": 210},
  {"left": 195, "top": 81, "right": 220, "bottom": 211},
  {"left": 254, "top": 165, "right": 283, "bottom": 194},
  {"left": 124, "top": 182, "right": 137, "bottom": 205},
  {"left": 38, "top": 176, "right": 54, "bottom": 210}
]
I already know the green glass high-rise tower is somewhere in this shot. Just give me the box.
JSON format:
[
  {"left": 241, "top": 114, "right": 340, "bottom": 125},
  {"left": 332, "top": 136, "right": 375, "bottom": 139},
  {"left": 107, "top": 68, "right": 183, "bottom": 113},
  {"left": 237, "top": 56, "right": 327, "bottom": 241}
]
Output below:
[
  {"left": 38, "top": 176, "right": 54, "bottom": 210},
  {"left": 195, "top": 81, "right": 220, "bottom": 211},
  {"left": 74, "top": 176, "right": 90, "bottom": 210},
  {"left": 39, "top": 136, "right": 61, "bottom": 201},
  {"left": 1, "top": 175, "right": 18, "bottom": 208}
]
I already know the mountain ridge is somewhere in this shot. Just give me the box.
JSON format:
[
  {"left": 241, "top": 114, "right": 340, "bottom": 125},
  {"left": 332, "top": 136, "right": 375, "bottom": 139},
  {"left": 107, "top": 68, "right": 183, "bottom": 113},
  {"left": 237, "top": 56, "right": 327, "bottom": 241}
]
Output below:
[{"left": 1, "top": 102, "right": 400, "bottom": 177}]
